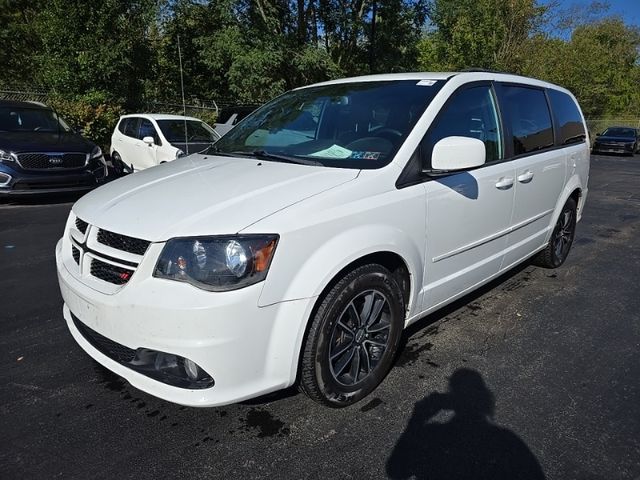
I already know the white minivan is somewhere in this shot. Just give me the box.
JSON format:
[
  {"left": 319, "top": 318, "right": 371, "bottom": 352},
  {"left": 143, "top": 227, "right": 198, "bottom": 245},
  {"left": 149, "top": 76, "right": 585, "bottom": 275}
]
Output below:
[
  {"left": 110, "top": 114, "right": 220, "bottom": 172},
  {"left": 57, "top": 72, "right": 590, "bottom": 408}
]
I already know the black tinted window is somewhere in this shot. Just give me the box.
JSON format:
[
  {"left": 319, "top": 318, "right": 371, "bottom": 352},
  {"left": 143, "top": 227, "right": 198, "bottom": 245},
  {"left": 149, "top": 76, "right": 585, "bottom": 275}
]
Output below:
[
  {"left": 123, "top": 118, "right": 139, "bottom": 137},
  {"left": 118, "top": 118, "right": 128, "bottom": 134},
  {"left": 425, "top": 85, "right": 503, "bottom": 164},
  {"left": 502, "top": 86, "right": 553, "bottom": 155},
  {"left": 138, "top": 119, "right": 160, "bottom": 144},
  {"left": 548, "top": 90, "right": 586, "bottom": 145}
]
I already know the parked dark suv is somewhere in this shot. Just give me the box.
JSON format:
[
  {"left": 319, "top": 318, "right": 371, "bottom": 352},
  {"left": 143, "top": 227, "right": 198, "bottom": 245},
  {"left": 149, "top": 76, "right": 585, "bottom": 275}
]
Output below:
[{"left": 0, "top": 100, "right": 108, "bottom": 197}]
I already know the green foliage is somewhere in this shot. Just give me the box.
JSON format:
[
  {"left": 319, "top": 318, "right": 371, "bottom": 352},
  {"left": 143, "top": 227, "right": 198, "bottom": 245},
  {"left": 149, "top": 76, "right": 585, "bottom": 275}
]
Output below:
[
  {"left": 418, "top": 0, "right": 547, "bottom": 71},
  {"left": 521, "top": 19, "right": 640, "bottom": 117},
  {"left": 1, "top": 0, "right": 638, "bottom": 142},
  {"left": 48, "top": 95, "right": 125, "bottom": 151}
]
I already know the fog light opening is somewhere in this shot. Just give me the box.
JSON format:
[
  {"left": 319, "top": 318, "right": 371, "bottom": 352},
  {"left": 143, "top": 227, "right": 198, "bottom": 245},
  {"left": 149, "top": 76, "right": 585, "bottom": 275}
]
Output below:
[
  {"left": 130, "top": 348, "right": 213, "bottom": 389},
  {"left": 0, "top": 173, "right": 11, "bottom": 187},
  {"left": 184, "top": 358, "right": 200, "bottom": 380}
]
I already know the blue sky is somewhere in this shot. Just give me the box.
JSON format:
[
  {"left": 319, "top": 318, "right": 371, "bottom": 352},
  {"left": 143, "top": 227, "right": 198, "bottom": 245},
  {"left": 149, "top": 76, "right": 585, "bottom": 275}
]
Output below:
[{"left": 550, "top": 0, "right": 640, "bottom": 26}]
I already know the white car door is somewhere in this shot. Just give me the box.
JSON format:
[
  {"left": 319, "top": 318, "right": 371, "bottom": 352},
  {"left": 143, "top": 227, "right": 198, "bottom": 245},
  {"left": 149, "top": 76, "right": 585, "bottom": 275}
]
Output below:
[
  {"left": 115, "top": 117, "right": 140, "bottom": 169},
  {"left": 420, "top": 83, "right": 515, "bottom": 310},
  {"left": 131, "top": 118, "right": 159, "bottom": 171},
  {"left": 498, "top": 85, "right": 568, "bottom": 270}
]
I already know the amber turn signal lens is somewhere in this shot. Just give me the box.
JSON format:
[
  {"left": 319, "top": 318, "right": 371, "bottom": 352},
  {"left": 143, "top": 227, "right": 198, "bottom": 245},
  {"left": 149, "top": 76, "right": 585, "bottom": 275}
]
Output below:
[{"left": 254, "top": 239, "right": 277, "bottom": 272}]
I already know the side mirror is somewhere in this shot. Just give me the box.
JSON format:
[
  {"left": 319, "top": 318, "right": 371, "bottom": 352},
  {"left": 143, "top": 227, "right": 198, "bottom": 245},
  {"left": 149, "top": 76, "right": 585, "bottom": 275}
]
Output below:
[
  {"left": 142, "top": 136, "right": 155, "bottom": 146},
  {"left": 430, "top": 136, "right": 486, "bottom": 172}
]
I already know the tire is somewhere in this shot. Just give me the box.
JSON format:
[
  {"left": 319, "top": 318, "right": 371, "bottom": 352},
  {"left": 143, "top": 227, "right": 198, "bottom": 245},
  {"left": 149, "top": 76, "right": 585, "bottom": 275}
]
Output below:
[
  {"left": 111, "top": 151, "right": 126, "bottom": 175},
  {"left": 299, "top": 264, "right": 405, "bottom": 407},
  {"left": 533, "top": 197, "right": 577, "bottom": 268}
]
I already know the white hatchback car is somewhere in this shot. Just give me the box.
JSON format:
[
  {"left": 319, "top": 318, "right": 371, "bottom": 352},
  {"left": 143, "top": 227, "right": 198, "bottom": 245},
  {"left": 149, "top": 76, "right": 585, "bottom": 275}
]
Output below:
[
  {"left": 57, "top": 72, "right": 589, "bottom": 408},
  {"left": 110, "top": 114, "right": 220, "bottom": 172}
]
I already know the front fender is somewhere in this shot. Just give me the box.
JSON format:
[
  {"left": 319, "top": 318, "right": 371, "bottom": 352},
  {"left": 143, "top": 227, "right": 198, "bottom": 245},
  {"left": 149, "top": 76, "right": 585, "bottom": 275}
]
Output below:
[{"left": 258, "top": 224, "right": 424, "bottom": 315}]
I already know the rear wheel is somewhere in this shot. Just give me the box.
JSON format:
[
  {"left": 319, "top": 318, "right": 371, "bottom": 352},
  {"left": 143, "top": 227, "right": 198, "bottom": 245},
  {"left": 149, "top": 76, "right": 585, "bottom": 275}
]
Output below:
[
  {"left": 533, "top": 197, "right": 577, "bottom": 268},
  {"left": 299, "top": 264, "right": 405, "bottom": 407}
]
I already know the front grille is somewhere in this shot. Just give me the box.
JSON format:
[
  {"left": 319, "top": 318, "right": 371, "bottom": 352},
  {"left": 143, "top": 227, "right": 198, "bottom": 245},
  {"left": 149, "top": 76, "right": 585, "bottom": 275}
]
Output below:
[
  {"left": 17, "top": 152, "right": 87, "bottom": 170},
  {"left": 72, "top": 245, "right": 80, "bottom": 264},
  {"left": 72, "top": 314, "right": 136, "bottom": 363},
  {"left": 97, "top": 229, "right": 150, "bottom": 256},
  {"left": 75, "top": 217, "right": 88, "bottom": 234},
  {"left": 90, "top": 258, "right": 134, "bottom": 285}
]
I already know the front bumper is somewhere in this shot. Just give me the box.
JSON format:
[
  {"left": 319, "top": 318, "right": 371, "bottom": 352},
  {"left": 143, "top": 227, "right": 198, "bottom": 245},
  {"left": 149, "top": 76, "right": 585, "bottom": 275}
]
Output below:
[
  {"left": 0, "top": 160, "right": 107, "bottom": 196},
  {"left": 592, "top": 143, "right": 634, "bottom": 154},
  {"left": 56, "top": 238, "right": 314, "bottom": 407}
]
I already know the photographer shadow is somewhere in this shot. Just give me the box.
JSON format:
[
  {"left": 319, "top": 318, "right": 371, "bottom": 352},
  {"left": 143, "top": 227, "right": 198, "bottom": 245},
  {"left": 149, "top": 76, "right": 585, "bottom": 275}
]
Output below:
[{"left": 386, "top": 368, "right": 545, "bottom": 480}]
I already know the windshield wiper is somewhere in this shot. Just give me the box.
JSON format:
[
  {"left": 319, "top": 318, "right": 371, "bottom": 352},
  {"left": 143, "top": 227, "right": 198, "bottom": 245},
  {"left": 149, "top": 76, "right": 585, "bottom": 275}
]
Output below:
[
  {"left": 207, "top": 147, "right": 322, "bottom": 166},
  {"left": 250, "top": 150, "right": 322, "bottom": 166}
]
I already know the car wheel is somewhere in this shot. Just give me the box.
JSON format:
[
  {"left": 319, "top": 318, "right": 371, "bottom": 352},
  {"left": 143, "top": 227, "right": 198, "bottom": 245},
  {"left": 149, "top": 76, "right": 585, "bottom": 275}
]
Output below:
[
  {"left": 533, "top": 197, "right": 577, "bottom": 268},
  {"left": 299, "top": 264, "right": 405, "bottom": 407},
  {"left": 111, "top": 151, "right": 126, "bottom": 175}
]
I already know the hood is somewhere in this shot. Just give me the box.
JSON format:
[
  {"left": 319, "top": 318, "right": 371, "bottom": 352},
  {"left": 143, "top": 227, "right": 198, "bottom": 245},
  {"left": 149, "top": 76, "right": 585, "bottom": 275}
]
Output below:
[
  {"left": 73, "top": 154, "right": 359, "bottom": 241},
  {"left": 595, "top": 135, "right": 635, "bottom": 143},
  {"left": 172, "top": 142, "right": 211, "bottom": 155},
  {"left": 0, "top": 131, "right": 94, "bottom": 153}
]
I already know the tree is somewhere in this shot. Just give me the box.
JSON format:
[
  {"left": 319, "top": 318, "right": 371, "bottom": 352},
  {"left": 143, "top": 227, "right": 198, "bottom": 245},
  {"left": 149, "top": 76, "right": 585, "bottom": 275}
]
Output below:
[
  {"left": 417, "top": 0, "right": 547, "bottom": 72},
  {"left": 33, "top": 0, "right": 158, "bottom": 108}
]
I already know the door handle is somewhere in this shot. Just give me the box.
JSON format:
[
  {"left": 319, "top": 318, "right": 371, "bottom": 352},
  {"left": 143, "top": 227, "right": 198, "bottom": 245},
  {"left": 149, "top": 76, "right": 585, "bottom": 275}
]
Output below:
[
  {"left": 517, "top": 170, "right": 534, "bottom": 183},
  {"left": 495, "top": 177, "right": 514, "bottom": 189}
]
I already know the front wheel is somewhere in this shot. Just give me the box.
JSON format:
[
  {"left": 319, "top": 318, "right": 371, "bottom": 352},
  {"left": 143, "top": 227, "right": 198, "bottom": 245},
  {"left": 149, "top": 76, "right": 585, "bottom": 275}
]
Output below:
[
  {"left": 299, "top": 264, "right": 405, "bottom": 407},
  {"left": 533, "top": 197, "right": 577, "bottom": 268}
]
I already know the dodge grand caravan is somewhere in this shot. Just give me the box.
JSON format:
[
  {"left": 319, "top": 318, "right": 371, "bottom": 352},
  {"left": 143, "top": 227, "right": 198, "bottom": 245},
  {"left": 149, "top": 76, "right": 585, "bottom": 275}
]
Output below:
[{"left": 56, "top": 72, "right": 590, "bottom": 407}]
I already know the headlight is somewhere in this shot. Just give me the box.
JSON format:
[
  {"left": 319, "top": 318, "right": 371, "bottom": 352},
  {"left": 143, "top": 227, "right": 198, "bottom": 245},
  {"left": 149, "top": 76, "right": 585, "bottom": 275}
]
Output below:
[
  {"left": 153, "top": 235, "right": 279, "bottom": 291},
  {"left": 90, "top": 145, "right": 102, "bottom": 158},
  {"left": 0, "top": 149, "right": 17, "bottom": 163}
]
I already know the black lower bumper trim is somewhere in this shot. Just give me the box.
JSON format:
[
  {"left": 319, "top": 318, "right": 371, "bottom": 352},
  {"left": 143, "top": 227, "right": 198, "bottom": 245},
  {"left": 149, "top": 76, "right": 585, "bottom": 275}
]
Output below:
[{"left": 71, "top": 313, "right": 214, "bottom": 390}]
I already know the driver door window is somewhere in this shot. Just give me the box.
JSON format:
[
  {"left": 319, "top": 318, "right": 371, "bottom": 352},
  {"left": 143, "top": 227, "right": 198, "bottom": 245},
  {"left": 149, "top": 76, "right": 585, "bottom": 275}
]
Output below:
[{"left": 424, "top": 85, "right": 503, "bottom": 166}]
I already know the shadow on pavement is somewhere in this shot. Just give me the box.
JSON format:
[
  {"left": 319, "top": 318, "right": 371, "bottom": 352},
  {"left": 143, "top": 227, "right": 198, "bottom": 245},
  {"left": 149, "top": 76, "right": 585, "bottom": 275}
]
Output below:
[{"left": 386, "top": 368, "right": 545, "bottom": 480}]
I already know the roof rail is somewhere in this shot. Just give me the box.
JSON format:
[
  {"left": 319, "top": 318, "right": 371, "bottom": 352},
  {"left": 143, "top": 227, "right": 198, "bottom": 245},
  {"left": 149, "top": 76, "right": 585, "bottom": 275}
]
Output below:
[{"left": 459, "top": 68, "right": 509, "bottom": 74}]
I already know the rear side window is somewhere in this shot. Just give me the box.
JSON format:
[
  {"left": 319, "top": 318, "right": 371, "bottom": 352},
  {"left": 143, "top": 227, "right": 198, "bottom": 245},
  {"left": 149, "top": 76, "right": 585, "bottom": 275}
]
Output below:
[
  {"left": 118, "top": 118, "right": 128, "bottom": 134},
  {"left": 548, "top": 90, "right": 586, "bottom": 145},
  {"left": 424, "top": 85, "right": 503, "bottom": 164},
  {"left": 501, "top": 86, "right": 554, "bottom": 155}
]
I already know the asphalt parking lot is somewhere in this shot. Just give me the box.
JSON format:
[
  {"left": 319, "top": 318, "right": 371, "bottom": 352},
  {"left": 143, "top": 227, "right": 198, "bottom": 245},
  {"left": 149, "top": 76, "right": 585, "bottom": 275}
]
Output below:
[{"left": 1, "top": 154, "right": 639, "bottom": 479}]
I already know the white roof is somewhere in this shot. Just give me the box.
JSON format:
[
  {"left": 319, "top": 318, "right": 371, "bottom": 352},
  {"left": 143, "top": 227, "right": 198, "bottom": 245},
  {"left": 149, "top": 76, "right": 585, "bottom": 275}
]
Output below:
[
  {"left": 301, "top": 71, "right": 567, "bottom": 93},
  {"left": 120, "top": 113, "right": 203, "bottom": 122}
]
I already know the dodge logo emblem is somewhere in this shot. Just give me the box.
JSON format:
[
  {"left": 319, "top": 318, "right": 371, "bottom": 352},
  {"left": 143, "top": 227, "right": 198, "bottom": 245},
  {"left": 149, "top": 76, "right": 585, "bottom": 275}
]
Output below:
[{"left": 49, "top": 156, "right": 63, "bottom": 165}]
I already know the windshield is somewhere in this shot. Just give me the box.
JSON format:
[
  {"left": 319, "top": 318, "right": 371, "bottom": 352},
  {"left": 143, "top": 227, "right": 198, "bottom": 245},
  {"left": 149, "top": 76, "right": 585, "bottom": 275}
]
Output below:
[
  {"left": 211, "top": 80, "right": 445, "bottom": 169},
  {"left": 156, "top": 119, "right": 219, "bottom": 144},
  {"left": 0, "top": 106, "right": 71, "bottom": 133},
  {"left": 602, "top": 127, "right": 636, "bottom": 138}
]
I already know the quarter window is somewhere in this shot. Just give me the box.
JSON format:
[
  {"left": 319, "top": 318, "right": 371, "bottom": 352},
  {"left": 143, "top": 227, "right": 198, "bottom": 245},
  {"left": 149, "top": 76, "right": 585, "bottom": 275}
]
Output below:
[
  {"left": 425, "top": 85, "right": 503, "bottom": 165},
  {"left": 547, "top": 90, "right": 586, "bottom": 145},
  {"left": 501, "top": 86, "right": 554, "bottom": 155}
]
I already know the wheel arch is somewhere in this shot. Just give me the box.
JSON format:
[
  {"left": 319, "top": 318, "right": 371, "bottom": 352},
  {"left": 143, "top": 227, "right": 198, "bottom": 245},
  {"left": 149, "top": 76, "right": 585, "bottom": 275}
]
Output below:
[{"left": 292, "top": 250, "right": 413, "bottom": 389}]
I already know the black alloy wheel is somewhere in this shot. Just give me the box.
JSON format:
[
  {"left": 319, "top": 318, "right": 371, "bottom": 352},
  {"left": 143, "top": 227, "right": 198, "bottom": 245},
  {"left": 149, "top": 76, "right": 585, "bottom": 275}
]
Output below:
[
  {"left": 533, "top": 197, "right": 577, "bottom": 268},
  {"left": 300, "top": 264, "right": 405, "bottom": 407}
]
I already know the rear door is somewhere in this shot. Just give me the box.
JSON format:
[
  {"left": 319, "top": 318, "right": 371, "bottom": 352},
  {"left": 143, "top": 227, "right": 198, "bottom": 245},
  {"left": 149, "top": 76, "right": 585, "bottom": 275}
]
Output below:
[
  {"left": 421, "top": 83, "right": 515, "bottom": 310},
  {"left": 498, "top": 84, "right": 567, "bottom": 270},
  {"left": 117, "top": 117, "right": 140, "bottom": 169}
]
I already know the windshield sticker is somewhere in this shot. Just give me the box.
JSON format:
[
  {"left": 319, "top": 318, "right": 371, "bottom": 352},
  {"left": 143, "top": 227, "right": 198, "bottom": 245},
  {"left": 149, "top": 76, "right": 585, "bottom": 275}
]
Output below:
[
  {"left": 416, "top": 79, "right": 437, "bottom": 86},
  {"left": 351, "top": 151, "right": 380, "bottom": 160},
  {"left": 308, "top": 144, "right": 353, "bottom": 159}
]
